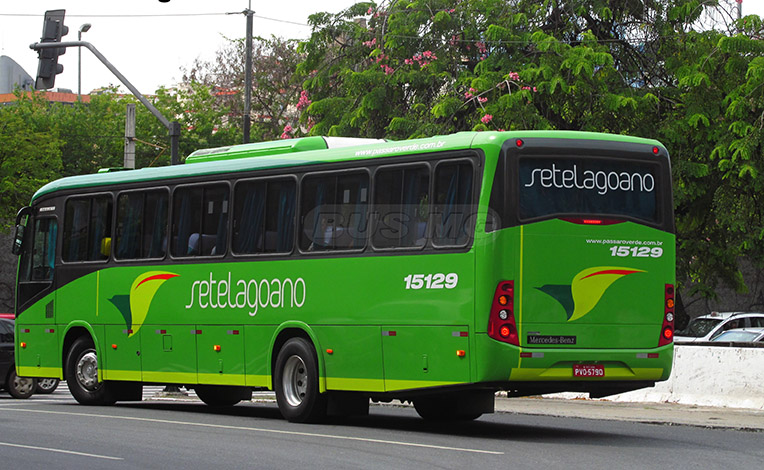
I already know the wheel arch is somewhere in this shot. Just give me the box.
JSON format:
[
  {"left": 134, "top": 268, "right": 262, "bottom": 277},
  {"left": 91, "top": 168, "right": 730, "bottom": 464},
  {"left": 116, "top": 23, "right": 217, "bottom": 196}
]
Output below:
[
  {"left": 61, "top": 322, "right": 100, "bottom": 382},
  {"left": 268, "top": 321, "right": 326, "bottom": 393}
]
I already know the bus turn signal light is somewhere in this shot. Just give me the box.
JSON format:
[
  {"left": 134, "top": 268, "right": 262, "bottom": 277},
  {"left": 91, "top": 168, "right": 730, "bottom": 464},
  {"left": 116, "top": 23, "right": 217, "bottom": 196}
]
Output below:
[
  {"left": 456, "top": 350, "right": 466, "bottom": 357},
  {"left": 213, "top": 345, "right": 221, "bottom": 352},
  {"left": 20, "top": 342, "right": 26, "bottom": 349},
  {"left": 659, "top": 284, "right": 675, "bottom": 347}
]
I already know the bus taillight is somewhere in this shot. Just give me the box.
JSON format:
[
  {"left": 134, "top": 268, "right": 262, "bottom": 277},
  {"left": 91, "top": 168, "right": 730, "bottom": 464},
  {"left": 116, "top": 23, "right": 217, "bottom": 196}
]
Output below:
[
  {"left": 659, "top": 284, "right": 675, "bottom": 346},
  {"left": 488, "top": 281, "right": 519, "bottom": 346}
]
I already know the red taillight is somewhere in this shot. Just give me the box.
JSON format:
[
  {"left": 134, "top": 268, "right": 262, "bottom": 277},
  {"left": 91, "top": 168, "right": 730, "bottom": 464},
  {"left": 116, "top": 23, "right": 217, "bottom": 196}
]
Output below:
[
  {"left": 516, "top": 139, "right": 524, "bottom": 148},
  {"left": 659, "top": 284, "right": 675, "bottom": 346},
  {"left": 488, "top": 281, "right": 519, "bottom": 346},
  {"left": 652, "top": 146, "right": 659, "bottom": 155}
]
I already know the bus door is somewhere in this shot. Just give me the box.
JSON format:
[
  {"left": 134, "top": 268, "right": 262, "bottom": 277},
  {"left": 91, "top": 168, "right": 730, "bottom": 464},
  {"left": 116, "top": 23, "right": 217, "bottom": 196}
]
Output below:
[{"left": 14, "top": 205, "right": 61, "bottom": 377}]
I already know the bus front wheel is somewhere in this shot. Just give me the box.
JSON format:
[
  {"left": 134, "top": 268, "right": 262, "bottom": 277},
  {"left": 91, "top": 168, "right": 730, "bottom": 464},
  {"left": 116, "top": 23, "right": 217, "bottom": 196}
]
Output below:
[
  {"left": 274, "top": 337, "right": 327, "bottom": 423},
  {"left": 65, "top": 336, "right": 116, "bottom": 406}
]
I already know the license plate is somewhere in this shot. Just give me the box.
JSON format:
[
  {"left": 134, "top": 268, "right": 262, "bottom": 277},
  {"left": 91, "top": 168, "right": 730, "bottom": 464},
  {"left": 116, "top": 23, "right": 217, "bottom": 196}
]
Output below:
[{"left": 573, "top": 364, "right": 605, "bottom": 377}]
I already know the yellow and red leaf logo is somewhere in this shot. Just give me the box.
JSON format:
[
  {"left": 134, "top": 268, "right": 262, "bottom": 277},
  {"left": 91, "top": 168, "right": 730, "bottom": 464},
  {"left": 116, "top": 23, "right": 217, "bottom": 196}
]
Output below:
[
  {"left": 536, "top": 266, "right": 644, "bottom": 321},
  {"left": 109, "top": 271, "right": 179, "bottom": 336}
]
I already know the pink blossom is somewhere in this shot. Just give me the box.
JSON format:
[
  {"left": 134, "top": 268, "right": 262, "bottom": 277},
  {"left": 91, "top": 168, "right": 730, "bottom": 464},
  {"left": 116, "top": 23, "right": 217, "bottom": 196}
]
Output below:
[
  {"left": 367, "top": 6, "right": 373, "bottom": 14},
  {"left": 478, "top": 96, "right": 487, "bottom": 103},
  {"left": 481, "top": 114, "right": 493, "bottom": 124},
  {"left": 464, "top": 91, "right": 473, "bottom": 99},
  {"left": 380, "top": 64, "right": 395, "bottom": 75},
  {"left": 476, "top": 42, "right": 487, "bottom": 53},
  {"left": 508, "top": 72, "right": 520, "bottom": 81},
  {"left": 297, "top": 90, "right": 311, "bottom": 111},
  {"left": 448, "top": 9, "right": 455, "bottom": 13}
]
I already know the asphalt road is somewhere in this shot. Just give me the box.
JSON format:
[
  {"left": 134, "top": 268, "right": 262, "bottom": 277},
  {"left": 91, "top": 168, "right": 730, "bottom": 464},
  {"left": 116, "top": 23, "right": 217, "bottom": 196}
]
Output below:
[{"left": 0, "top": 388, "right": 761, "bottom": 469}]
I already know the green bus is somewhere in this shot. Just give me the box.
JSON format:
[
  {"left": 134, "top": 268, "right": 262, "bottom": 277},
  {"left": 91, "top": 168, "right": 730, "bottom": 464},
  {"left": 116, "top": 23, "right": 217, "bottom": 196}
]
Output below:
[{"left": 12, "top": 131, "right": 675, "bottom": 422}]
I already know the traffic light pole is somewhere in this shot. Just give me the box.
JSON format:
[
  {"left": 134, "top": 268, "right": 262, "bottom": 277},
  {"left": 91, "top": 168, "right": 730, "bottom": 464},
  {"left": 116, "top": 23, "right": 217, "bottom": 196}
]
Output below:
[{"left": 30, "top": 40, "right": 181, "bottom": 165}]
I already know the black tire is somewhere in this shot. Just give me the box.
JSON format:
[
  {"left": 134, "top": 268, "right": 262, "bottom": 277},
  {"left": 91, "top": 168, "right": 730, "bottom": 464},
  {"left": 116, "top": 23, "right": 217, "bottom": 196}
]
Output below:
[
  {"left": 7, "top": 369, "right": 36, "bottom": 399},
  {"left": 65, "top": 336, "right": 116, "bottom": 405},
  {"left": 195, "top": 385, "right": 248, "bottom": 407},
  {"left": 274, "top": 337, "right": 327, "bottom": 423},
  {"left": 36, "top": 377, "right": 60, "bottom": 394}
]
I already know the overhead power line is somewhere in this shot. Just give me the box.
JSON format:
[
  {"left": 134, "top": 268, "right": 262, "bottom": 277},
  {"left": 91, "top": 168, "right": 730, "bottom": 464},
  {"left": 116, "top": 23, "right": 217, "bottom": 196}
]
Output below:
[{"left": 0, "top": 12, "right": 310, "bottom": 26}]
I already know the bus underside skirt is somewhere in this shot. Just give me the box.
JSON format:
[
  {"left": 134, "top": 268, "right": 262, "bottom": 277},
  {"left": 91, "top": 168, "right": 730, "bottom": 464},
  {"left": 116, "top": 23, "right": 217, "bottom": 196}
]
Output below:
[{"left": 496, "top": 380, "right": 656, "bottom": 398}]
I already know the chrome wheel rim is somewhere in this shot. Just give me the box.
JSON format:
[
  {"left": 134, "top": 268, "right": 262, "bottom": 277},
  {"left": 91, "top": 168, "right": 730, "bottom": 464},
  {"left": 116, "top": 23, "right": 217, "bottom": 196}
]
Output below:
[
  {"left": 76, "top": 351, "right": 100, "bottom": 391},
  {"left": 13, "top": 375, "right": 34, "bottom": 395},
  {"left": 38, "top": 378, "right": 57, "bottom": 389},
  {"left": 282, "top": 355, "right": 308, "bottom": 407}
]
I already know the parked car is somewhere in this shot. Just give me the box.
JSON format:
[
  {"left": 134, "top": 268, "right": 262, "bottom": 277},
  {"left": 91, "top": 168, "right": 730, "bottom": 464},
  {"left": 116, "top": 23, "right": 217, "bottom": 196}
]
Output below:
[
  {"left": 674, "top": 312, "right": 764, "bottom": 343},
  {"left": 710, "top": 327, "right": 764, "bottom": 343},
  {"left": 0, "top": 317, "right": 36, "bottom": 398}
]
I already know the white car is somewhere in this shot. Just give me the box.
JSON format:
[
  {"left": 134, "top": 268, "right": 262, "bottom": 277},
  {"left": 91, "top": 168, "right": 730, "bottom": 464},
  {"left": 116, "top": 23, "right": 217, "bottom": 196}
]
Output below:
[
  {"left": 710, "top": 327, "right": 764, "bottom": 343},
  {"left": 674, "top": 312, "right": 764, "bottom": 343}
]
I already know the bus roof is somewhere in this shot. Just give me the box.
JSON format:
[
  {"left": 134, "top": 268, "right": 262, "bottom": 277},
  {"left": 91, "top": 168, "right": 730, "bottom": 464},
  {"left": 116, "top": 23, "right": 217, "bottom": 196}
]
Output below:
[{"left": 30, "top": 130, "right": 664, "bottom": 203}]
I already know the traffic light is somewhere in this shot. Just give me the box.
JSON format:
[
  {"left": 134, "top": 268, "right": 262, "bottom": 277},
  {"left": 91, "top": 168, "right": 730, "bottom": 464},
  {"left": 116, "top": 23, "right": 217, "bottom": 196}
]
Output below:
[{"left": 35, "top": 9, "right": 69, "bottom": 90}]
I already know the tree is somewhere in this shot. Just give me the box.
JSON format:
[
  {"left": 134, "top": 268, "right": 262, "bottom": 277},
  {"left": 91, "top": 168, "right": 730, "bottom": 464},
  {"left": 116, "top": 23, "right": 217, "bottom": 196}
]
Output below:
[
  {"left": 0, "top": 92, "right": 63, "bottom": 228},
  {"left": 184, "top": 36, "right": 306, "bottom": 141}
]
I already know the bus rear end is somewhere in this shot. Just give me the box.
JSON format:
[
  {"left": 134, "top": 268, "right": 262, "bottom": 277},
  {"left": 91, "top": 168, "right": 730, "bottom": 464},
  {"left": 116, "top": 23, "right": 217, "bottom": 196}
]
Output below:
[{"left": 477, "top": 133, "right": 675, "bottom": 397}]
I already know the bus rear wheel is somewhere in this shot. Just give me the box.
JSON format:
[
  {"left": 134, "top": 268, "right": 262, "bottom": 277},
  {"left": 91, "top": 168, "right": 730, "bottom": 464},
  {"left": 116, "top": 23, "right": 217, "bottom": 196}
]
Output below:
[
  {"left": 65, "top": 336, "right": 116, "bottom": 405},
  {"left": 274, "top": 337, "right": 326, "bottom": 423}
]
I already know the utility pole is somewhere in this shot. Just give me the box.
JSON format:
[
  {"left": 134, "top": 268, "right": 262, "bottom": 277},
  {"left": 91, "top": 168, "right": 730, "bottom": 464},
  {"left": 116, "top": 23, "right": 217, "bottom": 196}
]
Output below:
[
  {"left": 124, "top": 103, "right": 136, "bottom": 169},
  {"left": 244, "top": 4, "right": 254, "bottom": 144}
]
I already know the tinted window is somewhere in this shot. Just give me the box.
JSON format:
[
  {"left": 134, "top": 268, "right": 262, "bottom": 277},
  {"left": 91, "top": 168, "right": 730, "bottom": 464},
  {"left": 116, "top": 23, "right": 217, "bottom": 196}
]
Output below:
[
  {"left": 233, "top": 179, "right": 296, "bottom": 254},
  {"left": 300, "top": 172, "right": 369, "bottom": 251},
  {"left": 172, "top": 185, "right": 228, "bottom": 257},
  {"left": 63, "top": 196, "right": 112, "bottom": 262},
  {"left": 115, "top": 190, "right": 168, "bottom": 260},
  {"left": 373, "top": 166, "right": 429, "bottom": 249},
  {"left": 518, "top": 157, "right": 659, "bottom": 223},
  {"left": 432, "top": 161, "right": 473, "bottom": 246},
  {"left": 24, "top": 217, "right": 57, "bottom": 281}
]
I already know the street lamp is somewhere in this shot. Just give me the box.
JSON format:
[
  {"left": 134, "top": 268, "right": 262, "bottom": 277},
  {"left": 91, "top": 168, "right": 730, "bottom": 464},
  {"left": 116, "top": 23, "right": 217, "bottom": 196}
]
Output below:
[{"left": 77, "top": 23, "right": 91, "bottom": 98}]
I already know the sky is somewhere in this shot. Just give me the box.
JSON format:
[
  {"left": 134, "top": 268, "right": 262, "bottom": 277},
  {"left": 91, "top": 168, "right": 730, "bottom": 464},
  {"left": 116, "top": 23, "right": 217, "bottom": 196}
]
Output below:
[
  {"left": 0, "top": 0, "right": 358, "bottom": 94},
  {"left": 1, "top": 0, "right": 763, "bottom": 95}
]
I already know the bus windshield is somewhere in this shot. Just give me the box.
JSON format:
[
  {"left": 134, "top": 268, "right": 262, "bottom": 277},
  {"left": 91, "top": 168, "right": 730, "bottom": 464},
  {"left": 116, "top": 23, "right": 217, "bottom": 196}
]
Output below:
[{"left": 518, "top": 156, "right": 660, "bottom": 223}]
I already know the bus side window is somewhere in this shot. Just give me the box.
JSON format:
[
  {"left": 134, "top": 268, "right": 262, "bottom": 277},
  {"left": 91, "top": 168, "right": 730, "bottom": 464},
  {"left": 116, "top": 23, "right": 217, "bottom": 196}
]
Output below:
[
  {"left": 233, "top": 178, "right": 295, "bottom": 255},
  {"left": 63, "top": 195, "right": 112, "bottom": 262},
  {"left": 372, "top": 165, "right": 429, "bottom": 249},
  {"left": 300, "top": 172, "right": 368, "bottom": 252},
  {"left": 115, "top": 190, "right": 167, "bottom": 260},
  {"left": 172, "top": 185, "right": 228, "bottom": 257},
  {"left": 432, "top": 161, "right": 473, "bottom": 247},
  {"left": 30, "top": 217, "right": 57, "bottom": 281}
]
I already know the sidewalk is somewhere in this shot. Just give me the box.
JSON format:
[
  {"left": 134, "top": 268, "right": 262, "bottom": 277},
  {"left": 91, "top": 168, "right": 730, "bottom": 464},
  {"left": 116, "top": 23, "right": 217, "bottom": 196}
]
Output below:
[{"left": 494, "top": 396, "right": 764, "bottom": 431}]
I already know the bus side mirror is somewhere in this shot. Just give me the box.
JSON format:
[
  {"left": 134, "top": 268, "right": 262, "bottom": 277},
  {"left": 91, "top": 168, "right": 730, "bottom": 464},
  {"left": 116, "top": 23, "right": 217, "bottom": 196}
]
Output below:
[
  {"left": 100, "top": 237, "right": 112, "bottom": 257},
  {"left": 11, "top": 224, "right": 25, "bottom": 256}
]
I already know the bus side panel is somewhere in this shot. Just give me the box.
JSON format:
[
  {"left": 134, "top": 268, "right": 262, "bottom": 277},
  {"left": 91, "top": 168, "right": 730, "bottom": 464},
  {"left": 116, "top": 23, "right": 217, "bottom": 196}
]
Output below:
[
  {"left": 140, "top": 324, "right": 198, "bottom": 384},
  {"left": 15, "top": 291, "right": 62, "bottom": 378},
  {"left": 197, "top": 325, "right": 245, "bottom": 385},
  {"left": 381, "top": 325, "right": 471, "bottom": 392},
  {"left": 103, "top": 325, "right": 141, "bottom": 381},
  {"left": 314, "top": 325, "right": 385, "bottom": 392},
  {"left": 244, "top": 325, "right": 275, "bottom": 387}
]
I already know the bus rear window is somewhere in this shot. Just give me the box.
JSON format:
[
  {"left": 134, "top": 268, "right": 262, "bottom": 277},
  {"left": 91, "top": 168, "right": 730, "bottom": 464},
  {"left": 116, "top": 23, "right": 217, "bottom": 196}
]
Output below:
[{"left": 518, "top": 157, "right": 659, "bottom": 223}]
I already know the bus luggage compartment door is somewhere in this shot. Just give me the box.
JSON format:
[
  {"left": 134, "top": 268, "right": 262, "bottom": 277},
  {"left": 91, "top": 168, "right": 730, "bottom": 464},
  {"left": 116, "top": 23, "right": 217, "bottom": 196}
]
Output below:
[{"left": 381, "top": 326, "right": 470, "bottom": 392}]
